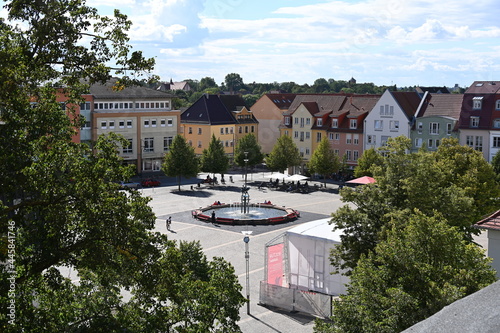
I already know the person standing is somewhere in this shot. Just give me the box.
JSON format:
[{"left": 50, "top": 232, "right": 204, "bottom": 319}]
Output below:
[
  {"left": 166, "top": 216, "right": 171, "bottom": 230},
  {"left": 211, "top": 211, "right": 216, "bottom": 224}
]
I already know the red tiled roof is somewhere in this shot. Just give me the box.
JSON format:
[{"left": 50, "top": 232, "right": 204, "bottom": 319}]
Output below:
[
  {"left": 391, "top": 91, "right": 422, "bottom": 119},
  {"left": 422, "top": 94, "right": 463, "bottom": 119},
  {"left": 475, "top": 210, "right": 500, "bottom": 231},
  {"left": 465, "top": 81, "right": 500, "bottom": 94}
]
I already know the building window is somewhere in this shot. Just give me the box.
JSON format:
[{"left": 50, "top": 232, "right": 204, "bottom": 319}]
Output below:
[
  {"left": 493, "top": 137, "right": 500, "bottom": 148},
  {"left": 100, "top": 120, "right": 107, "bottom": 129},
  {"left": 220, "top": 128, "right": 224, "bottom": 135},
  {"left": 493, "top": 119, "right": 500, "bottom": 128},
  {"left": 251, "top": 125, "right": 255, "bottom": 132},
  {"left": 436, "top": 139, "right": 440, "bottom": 147},
  {"left": 429, "top": 122, "right": 439, "bottom": 135},
  {"left": 300, "top": 132, "right": 304, "bottom": 142},
  {"left": 389, "top": 120, "right": 399, "bottom": 131},
  {"left": 119, "top": 120, "right": 125, "bottom": 128},
  {"left": 496, "top": 100, "right": 500, "bottom": 110},
  {"left": 82, "top": 121, "right": 91, "bottom": 129},
  {"left": 198, "top": 141, "right": 202, "bottom": 148},
  {"left": 428, "top": 139, "right": 433, "bottom": 148},
  {"left": 80, "top": 102, "right": 91, "bottom": 110},
  {"left": 317, "top": 118, "right": 323, "bottom": 126},
  {"left": 316, "top": 132, "right": 322, "bottom": 142},
  {"left": 329, "top": 133, "right": 334, "bottom": 140},
  {"left": 245, "top": 126, "right": 248, "bottom": 133},
  {"left": 127, "top": 120, "right": 132, "bottom": 128},
  {"left": 230, "top": 127, "right": 233, "bottom": 134},
  {"left": 285, "top": 117, "right": 290, "bottom": 125},
  {"left": 367, "top": 135, "right": 375, "bottom": 144},
  {"left": 188, "top": 140, "right": 192, "bottom": 146},
  {"left": 143, "top": 138, "right": 154, "bottom": 152},
  {"left": 350, "top": 119, "right": 357, "bottom": 129},
  {"left": 334, "top": 149, "right": 340, "bottom": 155},
  {"left": 381, "top": 136, "right": 390, "bottom": 146},
  {"left": 151, "top": 119, "right": 157, "bottom": 127},
  {"left": 294, "top": 131, "right": 298, "bottom": 138},
  {"left": 472, "top": 96, "right": 483, "bottom": 109},
  {"left": 332, "top": 119, "right": 338, "bottom": 128},
  {"left": 188, "top": 127, "right": 193, "bottom": 134},
  {"left": 417, "top": 122, "right": 423, "bottom": 134},
  {"left": 294, "top": 117, "right": 298, "bottom": 124},
  {"left": 470, "top": 116, "right": 480, "bottom": 128},
  {"left": 306, "top": 132, "right": 310, "bottom": 140},
  {"left": 475, "top": 136, "right": 483, "bottom": 151},
  {"left": 380, "top": 104, "right": 394, "bottom": 116},
  {"left": 353, "top": 151, "right": 359, "bottom": 161},
  {"left": 353, "top": 134, "right": 359, "bottom": 145},
  {"left": 161, "top": 119, "right": 166, "bottom": 127},
  {"left": 300, "top": 118, "right": 305, "bottom": 127},
  {"left": 144, "top": 119, "right": 150, "bottom": 128},
  {"left": 466, "top": 135, "right": 474, "bottom": 148},
  {"left": 239, "top": 127, "right": 242, "bottom": 134},
  {"left": 306, "top": 118, "right": 311, "bottom": 125},
  {"left": 109, "top": 120, "right": 115, "bottom": 129},
  {"left": 446, "top": 123, "right": 452, "bottom": 135},
  {"left": 198, "top": 128, "right": 202, "bottom": 135},
  {"left": 335, "top": 133, "right": 340, "bottom": 140},
  {"left": 305, "top": 148, "right": 310, "bottom": 155},
  {"left": 415, "top": 138, "right": 422, "bottom": 147},
  {"left": 123, "top": 139, "right": 133, "bottom": 154},
  {"left": 375, "top": 120, "right": 383, "bottom": 130},
  {"left": 345, "top": 150, "right": 352, "bottom": 161},
  {"left": 346, "top": 134, "right": 352, "bottom": 144},
  {"left": 163, "top": 136, "right": 173, "bottom": 151},
  {"left": 167, "top": 119, "right": 173, "bottom": 126}
]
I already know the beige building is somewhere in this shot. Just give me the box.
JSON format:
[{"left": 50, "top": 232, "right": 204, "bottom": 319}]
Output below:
[{"left": 91, "top": 80, "right": 180, "bottom": 173}]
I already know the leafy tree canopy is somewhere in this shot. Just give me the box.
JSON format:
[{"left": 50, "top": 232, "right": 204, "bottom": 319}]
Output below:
[
  {"left": 200, "top": 134, "right": 229, "bottom": 178},
  {"left": 0, "top": 1, "right": 244, "bottom": 331},
  {"left": 265, "top": 135, "right": 302, "bottom": 173},
  {"left": 163, "top": 134, "right": 200, "bottom": 190},
  {"left": 307, "top": 136, "right": 340, "bottom": 186},
  {"left": 330, "top": 136, "right": 500, "bottom": 273},
  {"left": 327, "top": 211, "right": 496, "bottom": 333},
  {"left": 234, "top": 134, "right": 264, "bottom": 168}
]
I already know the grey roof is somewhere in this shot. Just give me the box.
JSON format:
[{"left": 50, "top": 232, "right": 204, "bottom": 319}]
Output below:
[
  {"left": 465, "top": 81, "right": 500, "bottom": 94},
  {"left": 420, "top": 94, "right": 463, "bottom": 119},
  {"left": 402, "top": 281, "right": 500, "bottom": 333},
  {"left": 90, "top": 79, "right": 175, "bottom": 100},
  {"left": 284, "top": 94, "right": 346, "bottom": 116}
]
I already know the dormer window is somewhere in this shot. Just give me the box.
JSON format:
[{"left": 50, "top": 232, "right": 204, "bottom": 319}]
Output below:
[
  {"left": 470, "top": 116, "right": 480, "bottom": 128},
  {"left": 496, "top": 100, "right": 500, "bottom": 110},
  {"left": 350, "top": 119, "right": 357, "bottom": 129},
  {"left": 285, "top": 117, "right": 290, "bottom": 125},
  {"left": 332, "top": 119, "right": 338, "bottom": 128},
  {"left": 317, "top": 118, "right": 323, "bottom": 126},
  {"left": 473, "top": 96, "right": 483, "bottom": 110},
  {"left": 493, "top": 119, "right": 500, "bottom": 128}
]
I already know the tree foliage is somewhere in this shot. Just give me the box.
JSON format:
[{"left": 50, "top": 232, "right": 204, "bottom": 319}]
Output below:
[
  {"left": 234, "top": 134, "right": 264, "bottom": 169},
  {"left": 490, "top": 149, "right": 500, "bottom": 181},
  {"left": 0, "top": 1, "right": 244, "bottom": 331},
  {"left": 200, "top": 134, "right": 229, "bottom": 178},
  {"left": 327, "top": 211, "right": 496, "bottom": 333},
  {"left": 162, "top": 134, "right": 199, "bottom": 191},
  {"left": 224, "top": 73, "right": 244, "bottom": 94},
  {"left": 330, "top": 136, "right": 500, "bottom": 274},
  {"left": 265, "top": 135, "right": 302, "bottom": 173},
  {"left": 353, "top": 147, "right": 382, "bottom": 177},
  {"left": 307, "top": 137, "right": 340, "bottom": 187}
]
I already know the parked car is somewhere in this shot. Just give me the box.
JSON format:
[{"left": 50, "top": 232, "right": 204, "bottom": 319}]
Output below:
[
  {"left": 119, "top": 181, "right": 141, "bottom": 189},
  {"left": 141, "top": 179, "right": 161, "bottom": 187}
]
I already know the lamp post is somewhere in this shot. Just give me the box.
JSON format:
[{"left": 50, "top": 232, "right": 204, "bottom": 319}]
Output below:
[
  {"left": 242, "top": 231, "right": 252, "bottom": 315},
  {"left": 244, "top": 151, "right": 249, "bottom": 186}
]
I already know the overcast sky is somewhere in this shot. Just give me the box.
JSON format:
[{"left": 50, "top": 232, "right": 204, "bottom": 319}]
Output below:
[{"left": 20, "top": 0, "right": 500, "bottom": 87}]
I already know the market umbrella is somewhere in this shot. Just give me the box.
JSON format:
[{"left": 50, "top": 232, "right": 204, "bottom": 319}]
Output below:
[
  {"left": 346, "top": 176, "right": 376, "bottom": 184},
  {"left": 264, "top": 172, "right": 288, "bottom": 180},
  {"left": 285, "top": 174, "right": 309, "bottom": 182}
]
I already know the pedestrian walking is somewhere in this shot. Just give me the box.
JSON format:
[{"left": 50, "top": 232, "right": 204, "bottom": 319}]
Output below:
[
  {"left": 211, "top": 211, "right": 216, "bottom": 224},
  {"left": 166, "top": 216, "right": 171, "bottom": 230}
]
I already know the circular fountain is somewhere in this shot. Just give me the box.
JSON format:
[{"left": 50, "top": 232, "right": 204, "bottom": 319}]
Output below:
[{"left": 192, "top": 185, "right": 300, "bottom": 225}]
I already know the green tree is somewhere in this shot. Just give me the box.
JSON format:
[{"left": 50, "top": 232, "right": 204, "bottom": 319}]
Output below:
[
  {"left": 326, "top": 211, "right": 497, "bottom": 333},
  {"left": 330, "top": 136, "right": 500, "bottom": 274},
  {"left": 225, "top": 73, "right": 244, "bottom": 94},
  {"left": 490, "top": 149, "right": 500, "bottom": 181},
  {"left": 353, "top": 147, "right": 382, "bottom": 177},
  {"left": 312, "top": 78, "right": 330, "bottom": 93},
  {"left": 199, "top": 76, "right": 218, "bottom": 91},
  {"left": 266, "top": 135, "right": 302, "bottom": 173},
  {"left": 0, "top": 2, "right": 246, "bottom": 330},
  {"left": 234, "top": 133, "right": 264, "bottom": 169},
  {"left": 200, "top": 134, "right": 229, "bottom": 180},
  {"left": 307, "top": 137, "right": 340, "bottom": 187},
  {"left": 163, "top": 134, "right": 199, "bottom": 191}
]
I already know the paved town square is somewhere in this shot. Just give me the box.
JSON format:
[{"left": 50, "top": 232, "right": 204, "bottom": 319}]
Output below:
[{"left": 144, "top": 171, "right": 345, "bottom": 333}]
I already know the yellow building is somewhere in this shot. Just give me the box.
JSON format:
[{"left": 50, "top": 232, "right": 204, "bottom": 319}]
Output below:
[{"left": 181, "top": 94, "right": 259, "bottom": 157}]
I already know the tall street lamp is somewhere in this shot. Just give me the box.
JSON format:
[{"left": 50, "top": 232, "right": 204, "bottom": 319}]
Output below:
[{"left": 242, "top": 230, "right": 252, "bottom": 315}]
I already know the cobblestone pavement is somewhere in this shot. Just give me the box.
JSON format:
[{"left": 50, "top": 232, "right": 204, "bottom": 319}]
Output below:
[{"left": 143, "top": 171, "right": 346, "bottom": 333}]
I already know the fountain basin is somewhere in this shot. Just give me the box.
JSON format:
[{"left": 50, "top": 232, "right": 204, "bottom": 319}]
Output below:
[{"left": 192, "top": 203, "right": 300, "bottom": 225}]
